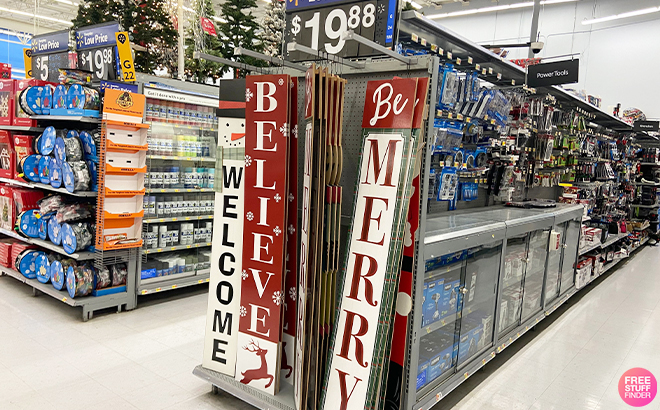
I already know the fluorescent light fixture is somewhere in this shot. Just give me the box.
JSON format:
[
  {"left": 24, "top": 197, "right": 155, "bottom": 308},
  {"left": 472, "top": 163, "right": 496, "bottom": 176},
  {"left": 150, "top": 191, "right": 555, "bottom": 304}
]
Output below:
[
  {"left": 582, "top": 6, "right": 660, "bottom": 25},
  {"left": 0, "top": 28, "right": 31, "bottom": 38},
  {"left": 404, "top": 0, "right": 422, "bottom": 10},
  {"left": 54, "top": 0, "right": 79, "bottom": 6},
  {"left": 0, "top": 6, "right": 73, "bottom": 25},
  {"left": 428, "top": 0, "right": 577, "bottom": 19}
]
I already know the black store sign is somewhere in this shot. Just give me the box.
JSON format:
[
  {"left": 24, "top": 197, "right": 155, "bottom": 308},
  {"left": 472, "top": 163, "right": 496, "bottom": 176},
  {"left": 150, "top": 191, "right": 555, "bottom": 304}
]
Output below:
[
  {"left": 527, "top": 59, "right": 579, "bottom": 87},
  {"left": 634, "top": 121, "right": 660, "bottom": 132}
]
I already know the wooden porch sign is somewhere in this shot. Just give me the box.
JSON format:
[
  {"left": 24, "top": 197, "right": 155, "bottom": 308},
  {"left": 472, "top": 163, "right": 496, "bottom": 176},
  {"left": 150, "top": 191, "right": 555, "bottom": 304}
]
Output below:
[
  {"left": 321, "top": 78, "right": 418, "bottom": 410},
  {"left": 235, "top": 74, "right": 291, "bottom": 395},
  {"left": 202, "top": 79, "right": 246, "bottom": 377}
]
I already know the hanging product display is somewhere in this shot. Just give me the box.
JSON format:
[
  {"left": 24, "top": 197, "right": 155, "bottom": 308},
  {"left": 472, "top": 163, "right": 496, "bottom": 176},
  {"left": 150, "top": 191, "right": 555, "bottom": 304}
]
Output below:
[{"left": 235, "top": 74, "right": 291, "bottom": 395}]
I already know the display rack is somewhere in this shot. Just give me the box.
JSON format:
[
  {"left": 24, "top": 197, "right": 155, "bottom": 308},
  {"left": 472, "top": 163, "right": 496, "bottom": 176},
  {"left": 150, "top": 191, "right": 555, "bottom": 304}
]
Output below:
[{"left": 137, "top": 79, "right": 219, "bottom": 297}]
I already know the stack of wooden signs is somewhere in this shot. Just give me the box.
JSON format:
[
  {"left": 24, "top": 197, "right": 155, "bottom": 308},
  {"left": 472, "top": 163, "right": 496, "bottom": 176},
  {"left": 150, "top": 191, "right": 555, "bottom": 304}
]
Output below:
[{"left": 203, "top": 71, "right": 430, "bottom": 410}]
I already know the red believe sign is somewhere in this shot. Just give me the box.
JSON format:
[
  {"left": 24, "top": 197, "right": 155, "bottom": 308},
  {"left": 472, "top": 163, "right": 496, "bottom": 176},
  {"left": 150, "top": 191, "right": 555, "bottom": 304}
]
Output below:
[
  {"left": 200, "top": 17, "right": 217, "bottom": 36},
  {"left": 235, "top": 74, "right": 291, "bottom": 395}
]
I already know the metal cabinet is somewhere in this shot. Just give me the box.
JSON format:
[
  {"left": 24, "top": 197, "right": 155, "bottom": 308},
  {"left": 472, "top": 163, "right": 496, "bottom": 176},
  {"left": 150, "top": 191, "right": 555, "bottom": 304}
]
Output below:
[{"left": 407, "top": 204, "right": 583, "bottom": 410}]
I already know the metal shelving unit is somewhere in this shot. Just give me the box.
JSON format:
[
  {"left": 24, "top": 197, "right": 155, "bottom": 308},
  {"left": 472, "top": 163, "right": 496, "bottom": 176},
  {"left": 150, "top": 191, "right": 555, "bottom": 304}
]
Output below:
[
  {"left": 143, "top": 215, "right": 214, "bottom": 224},
  {"left": 147, "top": 155, "right": 216, "bottom": 163},
  {"left": 0, "top": 228, "right": 96, "bottom": 260},
  {"left": 138, "top": 270, "right": 210, "bottom": 295},
  {"left": 145, "top": 188, "right": 214, "bottom": 193},
  {"left": 30, "top": 115, "right": 101, "bottom": 123},
  {"left": 0, "top": 125, "right": 44, "bottom": 132},
  {"left": 143, "top": 242, "right": 212, "bottom": 254},
  {"left": 0, "top": 265, "right": 130, "bottom": 321},
  {"left": 0, "top": 177, "right": 97, "bottom": 197}
]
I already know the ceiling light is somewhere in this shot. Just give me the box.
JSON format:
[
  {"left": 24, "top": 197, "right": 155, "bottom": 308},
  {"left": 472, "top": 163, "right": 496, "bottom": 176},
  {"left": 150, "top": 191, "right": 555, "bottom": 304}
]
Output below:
[
  {"left": 582, "top": 6, "right": 660, "bottom": 25},
  {"left": 0, "top": 29, "right": 31, "bottom": 38},
  {"left": 0, "top": 6, "right": 73, "bottom": 25},
  {"left": 54, "top": 0, "right": 79, "bottom": 6},
  {"left": 404, "top": 0, "right": 423, "bottom": 9},
  {"left": 428, "top": 0, "right": 577, "bottom": 19}
]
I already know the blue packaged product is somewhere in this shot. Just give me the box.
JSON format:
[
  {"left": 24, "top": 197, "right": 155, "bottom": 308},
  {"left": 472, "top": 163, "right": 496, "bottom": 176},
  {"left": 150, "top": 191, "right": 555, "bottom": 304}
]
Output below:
[
  {"left": 23, "top": 86, "right": 45, "bottom": 115},
  {"left": 53, "top": 84, "right": 67, "bottom": 109},
  {"left": 79, "top": 131, "right": 97, "bottom": 158},
  {"left": 422, "top": 278, "right": 444, "bottom": 326},
  {"left": 427, "top": 330, "right": 458, "bottom": 381},
  {"left": 48, "top": 215, "right": 62, "bottom": 245},
  {"left": 35, "top": 253, "right": 50, "bottom": 284},
  {"left": 50, "top": 259, "right": 76, "bottom": 291},
  {"left": 40, "top": 126, "right": 57, "bottom": 155},
  {"left": 18, "top": 209, "right": 40, "bottom": 238},
  {"left": 17, "top": 250, "right": 40, "bottom": 279},
  {"left": 67, "top": 84, "right": 85, "bottom": 109},
  {"left": 38, "top": 155, "right": 51, "bottom": 184},
  {"left": 38, "top": 212, "right": 55, "bottom": 241},
  {"left": 50, "top": 161, "right": 62, "bottom": 188},
  {"left": 21, "top": 154, "right": 41, "bottom": 182},
  {"left": 417, "top": 354, "right": 429, "bottom": 390}
]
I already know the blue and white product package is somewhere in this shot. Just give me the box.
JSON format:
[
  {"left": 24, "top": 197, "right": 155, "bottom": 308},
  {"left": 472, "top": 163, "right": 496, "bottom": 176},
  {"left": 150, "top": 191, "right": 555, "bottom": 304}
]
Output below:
[
  {"left": 48, "top": 214, "right": 62, "bottom": 245},
  {"left": 53, "top": 84, "right": 68, "bottom": 109},
  {"left": 35, "top": 252, "right": 51, "bottom": 284},
  {"left": 79, "top": 131, "right": 97, "bottom": 158},
  {"left": 63, "top": 161, "right": 91, "bottom": 193},
  {"left": 85, "top": 159, "right": 98, "bottom": 191},
  {"left": 39, "top": 126, "right": 57, "bottom": 155},
  {"left": 50, "top": 259, "right": 76, "bottom": 290},
  {"left": 16, "top": 250, "right": 40, "bottom": 279},
  {"left": 20, "top": 154, "right": 41, "bottom": 182},
  {"left": 67, "top": 84, "right": 85, "bottom": 110},
  {"left": 437, "top": 167, "right": 458, "bottom": 201},
  {"left": 38, "top": 155, "right": 51, "bottom": 184},
  {"left": 50, "top": 161, "right": 62, "bottom": 188},
  {"left": 438, "top": 63, "right": 459, "bottom": 110},
  {"left": 426, "top": 329, "right": 458, "bottom": 381},
  {"left": 61, "top": 222, "right": 93, "bottom": 254},
  {"left": 416, "top": 352, "right": 430, "bottom": 390},
  {"left": 17, "top": 209, "right": 40, "bottom": 238},
  {"left": 37, "top": 212, "right": 55, "bottom": 241}
]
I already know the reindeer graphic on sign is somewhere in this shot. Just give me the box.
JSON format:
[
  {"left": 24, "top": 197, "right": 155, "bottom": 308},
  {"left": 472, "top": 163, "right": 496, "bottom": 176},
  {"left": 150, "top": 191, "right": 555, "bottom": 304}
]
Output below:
[{"left": 239, "top": 339, "right": 274, "bottom": 388}]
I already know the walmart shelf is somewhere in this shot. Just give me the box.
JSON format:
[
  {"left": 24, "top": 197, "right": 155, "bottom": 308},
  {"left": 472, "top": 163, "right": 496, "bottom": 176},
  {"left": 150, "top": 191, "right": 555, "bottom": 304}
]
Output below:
[
  {"left": 147, "top": 155, "right": 216, "bottom": 163},
  {"left": 149, "top": 122, "right": 217, "bottom": 133},
  {"left": 0, "top": 177, "right": 97, "bottom": 197},
  {"left": 630, "top": 203, "right": 660, "bottom": 209},
  {"left": 0, "top": 228, "right": 96, "bottom": 260},
  {"left": 0, "top": 125, "right": 44, "bottom": 132},
  {"left": 31, "top": 115, "right": 100, "bottom": 123},
  {"left": 145, "top": 188, "right": 214, "bottom": 193},
  {"left": 634, "top": 221, "right": 651, "bottom": 231},
  {"left": 143, "top": 242, "right": 212, "bottom": 254},
  {"left": 632, "top": 182, "right": 660, "bottom": 186},
  {"left": 143, "top": 215, "right": 214, "bottom": 224},
  {"left": 579, "top": 241, "right": 601, "bottom": 255},
  {"left": 601, "top": 232, "right": 629, "bottom": 248},
  {"left": 138, "top": 270, "right": 210, "bottom": 295},
  {"left": 0, "top": 265, "right": 129, "bottom": 321}
]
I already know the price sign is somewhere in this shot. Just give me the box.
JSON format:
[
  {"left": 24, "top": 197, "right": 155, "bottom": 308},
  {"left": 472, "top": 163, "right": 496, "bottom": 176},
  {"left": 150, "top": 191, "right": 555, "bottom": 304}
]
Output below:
[
  {"left": 285, "top": 0, "right": 398, "bottom": 62},
  {"left": 77, "top": 46, "right": 116, "bottom": 80},
  {"left": 32, "top": 52, "right": 73, "bottom": 82}
]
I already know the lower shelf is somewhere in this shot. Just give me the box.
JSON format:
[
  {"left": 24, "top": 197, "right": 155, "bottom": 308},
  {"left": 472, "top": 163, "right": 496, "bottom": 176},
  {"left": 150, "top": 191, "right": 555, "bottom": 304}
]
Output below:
[
  {"left": 0, "top": 265, "right": 131, "bottom": 321},
  {"left": 138, "top": 270, "right": 210, "bottom": 295}
]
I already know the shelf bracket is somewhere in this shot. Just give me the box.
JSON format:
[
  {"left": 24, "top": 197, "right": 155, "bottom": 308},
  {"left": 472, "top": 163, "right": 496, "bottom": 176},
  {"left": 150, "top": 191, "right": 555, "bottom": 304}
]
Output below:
[
  {"left": 234, "top": 47, "right": 308, "bottom": 72},
  {"left": 286, "top": 42, "right": 365, "bottom": 70},
  {"left": 341, "top": 30, "right": 417, "bottom": 66},
  {"left": 193, "top": 51, "right": 263, "bottom": 73}
]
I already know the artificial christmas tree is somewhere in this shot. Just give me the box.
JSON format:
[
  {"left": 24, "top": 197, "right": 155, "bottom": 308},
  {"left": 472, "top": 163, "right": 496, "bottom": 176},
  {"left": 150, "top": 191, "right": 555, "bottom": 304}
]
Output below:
[
  {"left": 262, "top": 0, "right": 284, "bottom": 58},
  {"left": 184, "top": 0, "right": 224, "bottom": 83},
  {"left": 72, "top": 0, "right": 177, "bottom": 75},
  {"left": 216, "top": 0, "right": 266, "bottom": 78}
]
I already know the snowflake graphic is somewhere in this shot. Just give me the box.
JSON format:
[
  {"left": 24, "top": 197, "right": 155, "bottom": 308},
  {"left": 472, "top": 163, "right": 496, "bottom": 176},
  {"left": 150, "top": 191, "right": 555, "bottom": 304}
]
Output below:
[
  {"left": 241, "top": 270, "right": 248, "bottom": 280},
  {"left": 289, "top": 193, "right": 294, "bottom": 202},
  {"left": 278, "top": 78, "right": 284, "bottom": 86},
  {"left": 288, "top": 225, "right": 295, "bottom": 235},
  {"left": 274, "top": 193, "right": 281, "bottom": 202},
  {"left": 240, "top": 306, "right": 247, "bottom": 317},
  {"left": 273, "top": 226, "right": 282, "bottom": 236},
  {"left": 245, "top": 155, "right": 252, "bottom": 167},
  {"left": 0, "top": 95, "right": 9, "bottom": 117},
  {"left": 273, "top": 291, "right": 283, "bottom": 306},
  {"left": 289, "top": 287, "right": 296, "bottom": 300},
  {"left": 245, "top": 88, "right": 253, "bottom": 102},
  {"left": 292, "top": 124, "right": 298, "bottom": 139},
  {"left": 280, "top": 123, "right": 290, "bottom": 137},
  {"left": 246, "top": 211, "right": 254, "bottom": 221}
]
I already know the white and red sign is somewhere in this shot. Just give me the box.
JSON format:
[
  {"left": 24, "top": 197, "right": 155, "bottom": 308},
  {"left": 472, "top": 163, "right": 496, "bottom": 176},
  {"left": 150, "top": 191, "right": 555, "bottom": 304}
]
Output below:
[
  {"left": 235, "top": 75, "right": 290, "bottom": 395},
  {"left": 202, "top": 115, "right": 245, "bottom": 377},
  {"left": 200, "top": 17, "right": 217, "bottom": 36}
]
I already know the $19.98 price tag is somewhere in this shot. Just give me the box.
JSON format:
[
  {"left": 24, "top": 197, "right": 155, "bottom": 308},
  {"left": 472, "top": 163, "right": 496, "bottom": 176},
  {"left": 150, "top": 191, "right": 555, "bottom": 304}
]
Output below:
[
  {"left": 77, "top": 46, "right": 116, "bottom": 80},
  {"left": 284, "top": 0, "right": 396, "bottom": 62}
]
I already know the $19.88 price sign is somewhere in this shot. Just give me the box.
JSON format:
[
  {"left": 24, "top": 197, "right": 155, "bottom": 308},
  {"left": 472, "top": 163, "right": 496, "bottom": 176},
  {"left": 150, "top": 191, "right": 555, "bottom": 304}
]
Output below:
[
  {"left": 77, "top": 46, "right": 117, "bottom": 81},
  {"left": 284, "top": 0, "right": 397, "bottom": 62}
]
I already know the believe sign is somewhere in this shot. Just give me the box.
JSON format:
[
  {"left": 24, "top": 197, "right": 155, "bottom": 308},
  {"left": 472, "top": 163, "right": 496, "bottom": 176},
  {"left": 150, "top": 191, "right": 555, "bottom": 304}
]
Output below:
[
  {"left": 322, "top": 78, "right": 417, "bottom": 410},
  {"left": 235, "top": 74, "right": 291, "bottom": 395}
]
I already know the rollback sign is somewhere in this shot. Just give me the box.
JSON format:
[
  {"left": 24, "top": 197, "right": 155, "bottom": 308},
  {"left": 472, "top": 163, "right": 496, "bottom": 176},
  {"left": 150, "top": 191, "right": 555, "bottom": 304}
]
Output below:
[
  {"left": 235, "top": 74, "right": 291, "bottom": 395},
  {"left": 322, "top": 78, "right": 416, "bottom": 410}
]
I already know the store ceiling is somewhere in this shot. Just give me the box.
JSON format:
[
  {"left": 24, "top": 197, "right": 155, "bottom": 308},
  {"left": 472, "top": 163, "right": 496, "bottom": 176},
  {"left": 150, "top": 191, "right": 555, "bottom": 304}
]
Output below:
[{"left": 0, "top": 0, "right": 269, "bottom": 35}]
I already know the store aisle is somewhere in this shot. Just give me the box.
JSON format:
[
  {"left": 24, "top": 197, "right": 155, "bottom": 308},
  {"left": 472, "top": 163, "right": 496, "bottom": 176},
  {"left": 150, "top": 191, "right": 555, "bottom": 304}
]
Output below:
[
  {"left": 438, "top": 246, "right": 660, "bottom": 410},
  {"left": 1, "top": 247, "right": 659, "bottom": 410},
  {"left": 0, "top": 278, "right": 255, "bottom": 410}
]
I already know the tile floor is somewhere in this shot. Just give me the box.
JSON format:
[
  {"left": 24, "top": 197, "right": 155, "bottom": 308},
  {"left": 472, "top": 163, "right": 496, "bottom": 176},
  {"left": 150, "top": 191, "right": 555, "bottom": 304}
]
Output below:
[{"left": 0, "top": 245, "right": 658, "bottom": 410}]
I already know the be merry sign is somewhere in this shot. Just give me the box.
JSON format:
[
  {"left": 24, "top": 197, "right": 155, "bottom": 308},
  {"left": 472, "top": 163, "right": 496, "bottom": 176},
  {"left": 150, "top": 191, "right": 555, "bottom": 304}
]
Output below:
[{"left": 322, "top": 78, "right": 418, "bottom": 410}]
